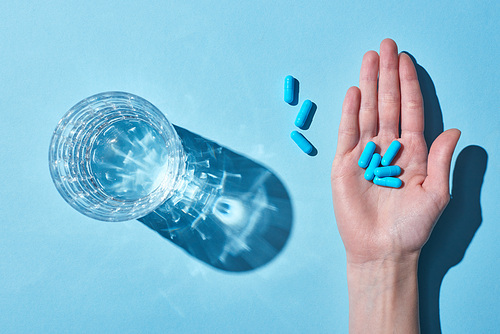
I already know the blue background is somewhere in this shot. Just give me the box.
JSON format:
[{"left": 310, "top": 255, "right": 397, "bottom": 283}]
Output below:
[{"left": 0, "top": 1, "right": 498, "bottom": 333}]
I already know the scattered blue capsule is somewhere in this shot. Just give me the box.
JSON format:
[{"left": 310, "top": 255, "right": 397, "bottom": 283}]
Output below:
[
  {"left": 381, "top": 140, "right": 401, "bottom": 166},
  {"left": 358, "top": 141, "right": 376, "bottom": 168},
  {"left": 374, "top": 165, "right": 401, "bottom": 177},
  {"left": 373, "top": 176, "right": 402, "bottom": 188},
  {"left": 294, "top": 99, "right": 313, "bottom": 129},
  {"left": 284, "top": 75, "right": 296, "bottom": 104},
  {"left": 364, "top": 153, "right": 381, "bottom": 181},
  {"left": 291, "top": 131, "right": 313, "bottom": 154}
]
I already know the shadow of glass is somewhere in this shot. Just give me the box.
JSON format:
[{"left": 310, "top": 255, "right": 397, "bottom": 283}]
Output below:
[
  {"left": 139, "top": 126, "right": 293, "bottom": 272},
  {"left": 405, "top": 53, "right": 489, "bottom": 333}
]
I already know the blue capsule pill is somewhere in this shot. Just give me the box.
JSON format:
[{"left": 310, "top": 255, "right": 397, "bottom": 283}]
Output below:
[
  {"left": 381, "top": 140, "right": 401, "bottom": 166},
  {"left": 358, "top": 141, "right": 376, "bottom": 168},
  {"left": 374, "top": 165, "right": 401, "bottom": 177},
  {"left": 294, "top": 99, "right": 313, "bottom": 129},
  {"left": 284, "top": 75, "right": 295, "bottom": 104},
  {"left": 373, "top": 176, "right": 402, "bottom": 188},
  {"left": 364, "top": 153, "right": 381, "bottom": 181},
  {"left": 291, "top": 131, "right": 313, "bottom": 154}
]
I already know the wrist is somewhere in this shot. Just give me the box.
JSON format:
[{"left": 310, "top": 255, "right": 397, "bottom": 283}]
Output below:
[
  {"left": 347, "top": 254, "right": 419, "bottom": 292},
  {"left": 346, "top": 254, "right": 420, "bottom": 334},
  {"left": 346, "top": 250, "right": 420, "bottom": 268},
  {"left": 345, "top": 244, "right": 421, "bottom": 268}
]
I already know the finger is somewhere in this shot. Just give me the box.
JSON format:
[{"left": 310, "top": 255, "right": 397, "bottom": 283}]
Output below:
[
  {"left": 399, "top": 53, "right": 424, "bottom": 135},
  {"left": 423, "top": 129, "right": 461, "bottom": 201},
  {"left": 359, "top": 51, "right": 379, "bottom": 138},
  {"left": 378, "top": 38, "right": 400, "bottom": 138},
  {"left": 337, "top": 86, "right": 361, "bottom": 155}
]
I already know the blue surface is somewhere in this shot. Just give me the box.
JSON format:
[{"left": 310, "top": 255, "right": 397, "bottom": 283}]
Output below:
[{"left": 0, "top": 1, "right": 498, "bottom": 333}]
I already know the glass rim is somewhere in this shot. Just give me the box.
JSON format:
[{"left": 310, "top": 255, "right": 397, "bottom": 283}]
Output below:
[{"left": 49, "top": 91, "right": 185, "bottom": 221}]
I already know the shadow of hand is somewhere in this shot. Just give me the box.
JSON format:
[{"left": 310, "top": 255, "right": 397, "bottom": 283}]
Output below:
[
  {"left": 406, "top": 52, "right": 489, "bottom": 333},
  {"left": 419, "top": 145, "right": 487, "bottom": 333}
]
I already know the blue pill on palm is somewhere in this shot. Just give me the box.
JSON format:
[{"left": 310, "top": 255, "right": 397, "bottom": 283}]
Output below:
[
  {"left": 374, "top": 165, "right": 401, "bottom": 177},
  {"left": 381, "top": 140, "right": 401, "bottom": 166},
  {"left": 357, "top": 140, "right": 403, "bottom": 188},
  {"left": 358, "top": 141, "right": 376, "bottom": 168},
  {"left": 373, "top": 176, "right": 402, "bottom": 188},
  {"left": 364, "top": 153, "right": 382, "bottom": 181}
]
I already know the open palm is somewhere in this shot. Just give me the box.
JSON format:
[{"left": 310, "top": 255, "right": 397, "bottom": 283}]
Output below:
[{"left": 331, "top": 39, "right": 460, "bottom": 264}]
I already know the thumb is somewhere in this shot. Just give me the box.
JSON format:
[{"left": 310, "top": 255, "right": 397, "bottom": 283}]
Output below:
[{"left": 423, "top": 129, "right": 461, "bottom": 201}]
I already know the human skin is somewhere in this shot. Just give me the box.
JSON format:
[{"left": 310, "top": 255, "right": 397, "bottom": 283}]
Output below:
[{"left": 331, "top": 39, "right": 460, "bottom": 333}]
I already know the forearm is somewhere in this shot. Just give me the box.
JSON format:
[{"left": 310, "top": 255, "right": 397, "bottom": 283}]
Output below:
[{"left": 346, "top": 254, "right": 420, "bottom": 334}]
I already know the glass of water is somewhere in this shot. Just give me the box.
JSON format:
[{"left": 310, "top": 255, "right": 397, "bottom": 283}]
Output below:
[{"left": 49, "top": 91, "right": 186, "bottom": 221}]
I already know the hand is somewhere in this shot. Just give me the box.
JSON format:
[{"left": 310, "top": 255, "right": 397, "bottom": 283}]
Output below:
[{"left": 331, "top": 39, "right": 460, "bottom": 264}]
